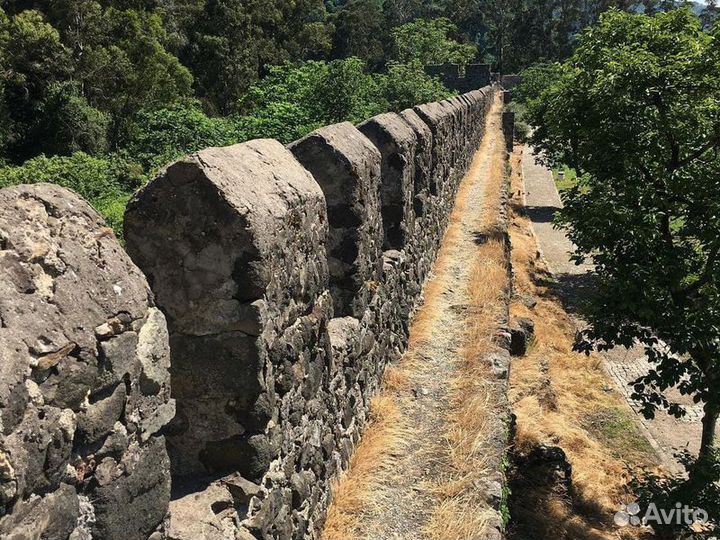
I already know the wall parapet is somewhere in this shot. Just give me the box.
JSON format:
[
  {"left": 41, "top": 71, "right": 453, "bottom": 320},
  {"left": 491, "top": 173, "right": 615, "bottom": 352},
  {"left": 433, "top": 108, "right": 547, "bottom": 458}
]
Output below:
[
  {"left": 425, "top": 63, "right": 495, "bottom": 93},
  {"left": 0, "top": 84, "right": 499, "bottom": 540}
]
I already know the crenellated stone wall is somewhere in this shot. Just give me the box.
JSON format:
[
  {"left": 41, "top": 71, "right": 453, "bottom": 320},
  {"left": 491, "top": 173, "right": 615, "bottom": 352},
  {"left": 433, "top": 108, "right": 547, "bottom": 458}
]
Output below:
[
  {"left": 424, "top": 63, "right": 495, "bottom": 93},
  {"left": 0, "top": 84, "right": 499, "bottom": 540}
]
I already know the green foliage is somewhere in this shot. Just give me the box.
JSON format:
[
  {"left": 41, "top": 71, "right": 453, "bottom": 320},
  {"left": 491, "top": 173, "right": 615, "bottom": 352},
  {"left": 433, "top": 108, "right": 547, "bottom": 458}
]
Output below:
[
  {"left": 514, "top": 63, "right": 564, "bottom": 109},
  {"left": 390, "top": 18, "right": 476, "bottom": 65},
  {"left": 72, "top": 5, "right": 193, "bottom": 140},
  {"left": 0, "top": 8, "right": 72, "bottom": 160},
  {"left": 0, "top": 4, "right": 192, "bottom": 159},
  {"left": 510, "top": 62, "right": 564, "bottom": 142},
  {"left": 313, "top": 57, "right": 386, "bottom": 123},
  {"left": 126, "top": 102, "right": 243, "bottom": 169},
  {"left": 37, "top": 82, "right": 111, "bottom": 156},
  {"left": 186, "top": 0, "right": 332, "bottom": 114},
  {"left": 0, "top": 0, "right": 673, "bottom": 246},
  {"left": 377, "top": 61, "right": 453, "bottom": 111},
  {"left": 0, "top": 152, "right": 146, "bottom": 235},
  {"left": 530, "top": 8, "right": 720, "bottom": 458},
  {"left": 331, "top": 0, "right": 388, "bottom": 68},
  {"left": 238, "top": 58, "right": 452, "bottom": 143}
]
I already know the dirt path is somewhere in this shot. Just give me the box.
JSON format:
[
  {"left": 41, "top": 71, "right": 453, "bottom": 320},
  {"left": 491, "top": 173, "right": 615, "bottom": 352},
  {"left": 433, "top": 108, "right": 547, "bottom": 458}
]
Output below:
[
  {"left": 323, "top": 96, "right": 509, "bottom": 540},
  {"left": 521, "top": 147, "right": 707, "bottom": 472}
]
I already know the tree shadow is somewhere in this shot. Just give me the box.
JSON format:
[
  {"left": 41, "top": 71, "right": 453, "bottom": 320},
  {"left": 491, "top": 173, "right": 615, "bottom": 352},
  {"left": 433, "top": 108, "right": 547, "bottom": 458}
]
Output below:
[
  {"left": 553, "top": 272, "right": 598, "bottom": 316},
  {"left": 524, "top": 205, "right": 561, "bottom": 224}
]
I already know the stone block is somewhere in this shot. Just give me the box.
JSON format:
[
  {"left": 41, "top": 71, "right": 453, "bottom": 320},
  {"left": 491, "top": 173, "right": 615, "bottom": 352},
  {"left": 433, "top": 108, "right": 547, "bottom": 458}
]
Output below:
[
  {"left": 0, "top": 184, "right": 173, "bottom": 540},
  {"left": 358, "top": 112, "right": 417, "bottom": 250},
  {"left": 290, "top": 123, "right": 383, "bottom": 318}
]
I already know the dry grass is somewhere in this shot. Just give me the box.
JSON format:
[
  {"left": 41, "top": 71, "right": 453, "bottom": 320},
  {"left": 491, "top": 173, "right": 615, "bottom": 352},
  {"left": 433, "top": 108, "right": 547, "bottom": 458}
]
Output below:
[
  {"left": 424, "top": 98, "right": 512, "bottom": 540},
  {"left": 324, "top": 95, "right": 514, "bottom": 540},
  {"left": 323, "top": 389, "right": 414, "bottom": 540},
  {"left": 507, "top": 146, "right": 658, "bottom": 540}
]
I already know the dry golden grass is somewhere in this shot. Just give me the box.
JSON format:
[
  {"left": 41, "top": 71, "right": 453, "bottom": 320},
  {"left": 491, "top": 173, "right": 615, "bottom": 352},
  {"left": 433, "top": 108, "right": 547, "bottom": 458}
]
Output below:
[
  {"left": 424, "top": 97, "right": 512, "bottom": 540},
  {"left": 323, "top": 390, "right": 414, "bottom": 540},
  {"left": 507, "top": 146, "right": 657, "bottom": 540},
  {"left": 325, "top": 94, "right": 516, "bottom": 540}
]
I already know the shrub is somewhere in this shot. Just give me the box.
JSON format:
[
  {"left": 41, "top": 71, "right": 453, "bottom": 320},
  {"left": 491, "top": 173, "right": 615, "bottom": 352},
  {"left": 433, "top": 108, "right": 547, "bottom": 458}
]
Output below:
[
  {"left": 0, "top": 152, "right": 145, "bottom": 238},
  {"left": 126, "top": 102, "right": 243, "bottom": 170}
]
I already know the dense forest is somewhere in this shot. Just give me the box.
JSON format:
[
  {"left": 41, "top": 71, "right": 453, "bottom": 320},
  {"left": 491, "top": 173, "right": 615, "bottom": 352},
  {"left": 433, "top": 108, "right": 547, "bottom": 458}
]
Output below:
[{"left": 1, "top": 0, "right": 718, "bottom": 232}]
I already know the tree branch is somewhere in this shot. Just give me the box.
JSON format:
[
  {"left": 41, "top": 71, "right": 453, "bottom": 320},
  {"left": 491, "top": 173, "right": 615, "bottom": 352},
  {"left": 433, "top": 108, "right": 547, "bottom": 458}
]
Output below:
[
  {"left": 676, "top": 129, "right": 720, "bottom": 169},
  {"left": 682, "top": 242, "right": 720, "bottom": 296}
]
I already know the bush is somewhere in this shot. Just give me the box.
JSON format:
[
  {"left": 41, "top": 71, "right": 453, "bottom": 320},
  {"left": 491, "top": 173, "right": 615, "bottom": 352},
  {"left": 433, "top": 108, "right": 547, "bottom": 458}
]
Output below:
[
  {"left": 126, "top": 102, "right": 243, "bottom": 170},
  {"left": 36, "top": 82, "right": 111, "bottom": 157},
  {"left": 0, "top": 152, "right": 145, "bottom": 238},
  {"left": 237, "top": 58, "right": 453, "bottom": 143},
  {"left": 379, "top": 62, "right": 454, "bottom": 112},
  {"left": 390, "top": 18, "right": 477, "bottom": 66}
]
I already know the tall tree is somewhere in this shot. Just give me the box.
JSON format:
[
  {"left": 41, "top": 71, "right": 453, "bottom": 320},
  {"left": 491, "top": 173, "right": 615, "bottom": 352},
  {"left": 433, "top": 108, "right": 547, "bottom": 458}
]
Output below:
[
  {"left": 529, "top": 9, "right": 720, "bottom": 464},
  {"left": 701, "top": 0, "right": 720, "bottom": 29},
  {"left": 185, "top": 0, "right": 281, "bottom": 114},
  {"left": 390, "top": 18, "right": 476, "bottom": 65},
  {"left": 331, "top": 0, "right": 388, "bottom": 68},
  {"left": 0, "top": 8, "right": 75, "bottom": 159}
]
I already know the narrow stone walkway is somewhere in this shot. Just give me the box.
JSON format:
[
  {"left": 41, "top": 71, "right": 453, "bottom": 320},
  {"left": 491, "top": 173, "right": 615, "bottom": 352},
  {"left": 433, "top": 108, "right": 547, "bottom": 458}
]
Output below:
[
  {"left": 521, "top": 150, "right": 590, "bottom": 276},
  {"left": 521, "top": 147, "right": 708, "bottom": 471},
  {"left": 323, "top": 97, "right": 507, "bottom": 539}
]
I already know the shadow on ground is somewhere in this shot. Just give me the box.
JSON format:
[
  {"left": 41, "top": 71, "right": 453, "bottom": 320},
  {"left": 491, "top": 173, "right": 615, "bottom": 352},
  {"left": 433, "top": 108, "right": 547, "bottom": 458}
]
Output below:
[{"left": 524, "top": 205, "right": 560, "bottom": 224}]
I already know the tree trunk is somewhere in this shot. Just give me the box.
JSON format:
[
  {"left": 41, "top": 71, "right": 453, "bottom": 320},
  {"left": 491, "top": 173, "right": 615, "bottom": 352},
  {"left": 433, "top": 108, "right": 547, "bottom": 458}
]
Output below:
[{"left": 699, "top": 403, "right": 718, "bottom": 461}]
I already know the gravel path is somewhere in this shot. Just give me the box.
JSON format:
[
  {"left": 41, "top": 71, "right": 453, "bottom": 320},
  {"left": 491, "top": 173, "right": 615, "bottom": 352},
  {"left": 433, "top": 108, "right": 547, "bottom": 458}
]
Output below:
[
  {"left": 346, "top": 99, "right": 506, "bottom": 539},
  {"left": 521, "top": 147, "right": 708, "bottom": 471}
]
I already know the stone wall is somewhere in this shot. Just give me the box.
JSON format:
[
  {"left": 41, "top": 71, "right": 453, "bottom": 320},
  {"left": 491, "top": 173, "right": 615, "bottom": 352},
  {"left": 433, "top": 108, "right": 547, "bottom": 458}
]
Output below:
[
  {"left": 0, "top": 184, "right": 174, "bottom": 540},
  {"left": 0, "top": 84, "right": 497, "bottom": 540},
  {"left": 425, "top": 63, "right": 494, "bottom": 93}
]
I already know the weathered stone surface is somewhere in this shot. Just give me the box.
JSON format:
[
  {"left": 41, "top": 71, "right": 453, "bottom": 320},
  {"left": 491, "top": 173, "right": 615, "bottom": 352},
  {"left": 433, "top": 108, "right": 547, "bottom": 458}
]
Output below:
[
  {"left": 126, "top": 140, "right": 330, "bottom": 479},
  {"left": 0, "top": 86, "right": 501, "bottom": 540},
  {"left": 358, "top": 113, "right": 417, "bottom": 250},
  {"left": 168, "top": 482, "right": 238, "bottom": 540},
  {"left": 400, "top": 108, "right": 435, "bottom": 203},
  {"left": 0, "top": 483, "right": 79, "bottom": 540},
  {"left": 92, "top": 437, "right": 171, "bottom": 540},
  {"left": 503, "top": 110, "right": 515, "bottom": 152},
  {"left": 125, "top": 139, "right": 328, "bottom": 338},
  {"left": 510, "top": 317, "right": 535, "bottom": 357},
  {"left": 290, "top": 122, "right": 384, "bottom": 318},
  {"left": 0, "top": 184, "right": 173, "bottom": 540},
  {"left": 425, "top": 63, "right": 492, "bottom": 92}
]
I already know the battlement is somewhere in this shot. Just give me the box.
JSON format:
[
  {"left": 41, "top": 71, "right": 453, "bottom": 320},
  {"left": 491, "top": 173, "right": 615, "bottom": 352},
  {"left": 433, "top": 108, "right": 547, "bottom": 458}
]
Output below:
[
  {"left": 0, "top": 84, "right": 500, "bottom": 540},
  {"left": 424, "top": 63, "right": 497, "bottom": 93}
]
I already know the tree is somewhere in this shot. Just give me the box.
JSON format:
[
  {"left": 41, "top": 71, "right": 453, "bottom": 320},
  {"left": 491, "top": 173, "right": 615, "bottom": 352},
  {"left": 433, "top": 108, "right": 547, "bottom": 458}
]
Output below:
[
  {"left": 529, "top": 9, "right": 720, "bottom": 464},
  {"left": 35, "top": 82, "right": 111, "bottom": 156},
  {"left": 0, "top": 8, "right": 73, "bottom": 160},
  {"left": 377, "top": 61, "right": 453, "bottom": 111},
  {"left": 0, "top": 152, "right": 145, "bottom": 235},
  {"left": 478, "top": 0, "right": 524, "bottom": 72},
  {"left": 383, "top": 0, "right": 429, "bottom": 27},
  {"left": 185, "top": 0, "right": 289, "bottom": 114},
  {"left": 126, "top": 101, "right": 242, "bottom": 169},
  {"left": 71, "top": 5, "right": 193, "bottom": 142},
  {"left": 238, "top": 58, "right": 386, "bottom": 142},
  {"left": 390, "top": 18, "right": 477, "bottom": 65},
  {"left": 701, "top": 0, "right": 720, "bottom": 29},
  {"left": 331, "top": 0, "right": 388, "bottom": 68}
]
